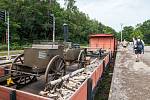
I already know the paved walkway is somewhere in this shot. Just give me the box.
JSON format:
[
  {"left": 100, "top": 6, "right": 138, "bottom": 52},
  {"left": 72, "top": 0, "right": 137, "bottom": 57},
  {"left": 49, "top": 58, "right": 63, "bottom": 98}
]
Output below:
[{"left": 109, "top": 45, "right": 150, "bottom": 100}]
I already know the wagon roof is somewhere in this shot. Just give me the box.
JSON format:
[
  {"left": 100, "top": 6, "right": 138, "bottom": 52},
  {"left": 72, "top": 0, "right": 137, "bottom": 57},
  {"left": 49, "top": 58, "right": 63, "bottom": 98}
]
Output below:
[{"left": 89, "top": 34, "right": 113, "bottom": 38}]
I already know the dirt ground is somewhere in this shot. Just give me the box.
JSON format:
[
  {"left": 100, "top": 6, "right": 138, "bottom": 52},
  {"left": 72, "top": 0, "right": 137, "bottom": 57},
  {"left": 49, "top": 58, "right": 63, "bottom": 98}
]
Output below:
[{"left": 109, "top": 45, "right": 150, "bottom": 100}]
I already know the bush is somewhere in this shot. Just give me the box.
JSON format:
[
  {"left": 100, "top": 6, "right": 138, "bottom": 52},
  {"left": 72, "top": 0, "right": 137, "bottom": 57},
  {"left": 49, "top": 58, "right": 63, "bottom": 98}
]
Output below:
[
  {"left": 0, "top": 44, "right": 8, "bottom": 51},
  {"left": 11, "top": 42, "right": 22, "bottom": 50},
  {"left": 0, "top": 42, "right": 32, "bottom": 51}
]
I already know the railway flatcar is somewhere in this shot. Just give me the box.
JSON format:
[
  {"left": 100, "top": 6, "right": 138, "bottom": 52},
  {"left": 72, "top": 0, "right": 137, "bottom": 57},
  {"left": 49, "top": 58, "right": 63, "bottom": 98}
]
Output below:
[{"left": 0, "top": 34, "right": 117, "bottom": 100}]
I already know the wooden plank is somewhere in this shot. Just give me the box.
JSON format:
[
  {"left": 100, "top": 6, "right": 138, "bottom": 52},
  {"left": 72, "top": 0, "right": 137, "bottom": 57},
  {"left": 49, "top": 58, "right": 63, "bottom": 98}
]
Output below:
[
  {"left": 70, "top": 81, "right": 87, "bottom": 100},
  {"left": 16, "top": 90, "right": 51, "bottom": 100},
  {"left": 0, "top": 86, "right": 15, "bottom": 100}
]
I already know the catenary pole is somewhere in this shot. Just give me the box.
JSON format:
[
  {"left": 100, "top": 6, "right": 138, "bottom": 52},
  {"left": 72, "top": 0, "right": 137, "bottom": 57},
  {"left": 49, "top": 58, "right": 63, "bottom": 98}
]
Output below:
[
  {"left": 120, "top": 23, "right": 123, "bottom": 43},
  {"left": 7, "top": 12, "right": 10, "bottom": 60},
  {"left": 51, "top": 14, "right": 55, "bottom": 43}
]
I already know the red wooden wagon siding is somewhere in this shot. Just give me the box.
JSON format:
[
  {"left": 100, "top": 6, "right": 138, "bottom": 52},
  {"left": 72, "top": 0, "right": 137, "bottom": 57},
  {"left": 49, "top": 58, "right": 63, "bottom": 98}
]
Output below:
[
  {"left": 89, "top": 34, "right": 116, "bottom": 52},
  {"left": 91, "top": 62, "right": 104, "bottom": 89},
  {"left": 0, "top": 67, "right": 4, "bottom": 77},
  {"left": 104, "top": 54, "right": 110, "bottom": 67},
  {"left": 0, "top": 86, "right": 13, "bottom": 100},
  {"left": 16, "top": 90, "right": 50, "bottom": 100},
  {"left": 70, "top": 60, "right": 105, "bottom": 100},
  {"left": 0, "top": 86, "right": 50, "bottom": 100},
  {"left": 70, "top": 80, "right": 87, "bottom": 100}
]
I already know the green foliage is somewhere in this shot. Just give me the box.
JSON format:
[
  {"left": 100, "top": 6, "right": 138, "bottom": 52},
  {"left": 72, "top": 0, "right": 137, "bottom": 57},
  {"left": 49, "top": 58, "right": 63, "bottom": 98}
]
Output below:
[
  {"left": 136, "top": 20, "right": 150, "bottom": 44},
  {"left": 11, "top": 42, "right": 22, "bottom": 50},
  {"left": 0, "top": 0, "right": 149, "bottom": 46},
  {"left": 131, "top": 29, "right": 143, "bottom": 39},
  {"left": 0, "top": 43, "right": 31, "bottom": 51},
  {"left": 0, "top": 44, "right": 7, "bottom": 51},
  {"left": 120, "top": 20, "right": 150, "bottom": 44},
  {"left": 0, "top": 0, "right": 117, "bottom": 47},
  {"left": 122, "top": 26, "right": 134, "bottom": 41}
]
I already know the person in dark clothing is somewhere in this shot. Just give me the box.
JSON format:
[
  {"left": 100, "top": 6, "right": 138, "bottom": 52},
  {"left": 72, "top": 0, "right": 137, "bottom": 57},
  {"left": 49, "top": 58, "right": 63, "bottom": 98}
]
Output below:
[{"left": 133, "top": 37, "right": 144, "bottom": 62}]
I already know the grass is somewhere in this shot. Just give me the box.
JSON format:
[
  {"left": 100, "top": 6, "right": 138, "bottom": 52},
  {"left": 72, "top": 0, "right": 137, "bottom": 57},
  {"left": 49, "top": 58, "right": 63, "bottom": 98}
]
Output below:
[
  {"left": 80, "top": 43, "right": 88, "bottom": 48},
  {"left": 145, "top": 44, "right": 150, "bottom": 46},
  {"left": 0, "top": 50, "right": 23, "bottom": 56},
  {"left": 0, "top": 43, "right": 31, "bottom": 56},
  {"left": 0, "top": 43, "right": 31, "bottom": 51}
]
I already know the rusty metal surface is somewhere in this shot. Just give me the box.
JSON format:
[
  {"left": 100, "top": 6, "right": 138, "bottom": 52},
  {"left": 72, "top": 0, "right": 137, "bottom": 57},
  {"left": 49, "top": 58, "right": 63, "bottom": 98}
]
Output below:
[
  {"left": 12, "top": 43, "right": 82, "bottom": 73},
  {"left": 11, "top": 42, "right": 83, "bottom": 74},
  {"left": 22, "top": 45, "right": 64, "bottom": 73},
  {"left": 64, "top": 48, "right": 81, "bottom": 61}
]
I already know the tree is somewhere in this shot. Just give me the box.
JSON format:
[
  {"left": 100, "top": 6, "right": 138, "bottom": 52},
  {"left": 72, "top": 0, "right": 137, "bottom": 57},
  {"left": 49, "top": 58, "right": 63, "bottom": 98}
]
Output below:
[
  {"left": 122, "top": 26, "right": 134, "bottom": 41},
  {"left": 131, "top": 29, "right": 143, "bottom": 39},
  {"left": 64, "top": 0, "right": 77, "bottom": 11},
  {"left": 136, "top": 20, "right": 150, "bottom": 44},
  {"left": 0, "top": 0, "right": 117, "bottom": 45}
]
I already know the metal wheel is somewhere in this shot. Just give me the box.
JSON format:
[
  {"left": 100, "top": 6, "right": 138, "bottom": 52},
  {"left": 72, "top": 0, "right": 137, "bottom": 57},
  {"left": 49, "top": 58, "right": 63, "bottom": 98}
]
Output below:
[
  {"left": 12, "top": 54, "right": 24, "bottom": 65},
  {"left": 10, "top": 54, "right": 37, "bottom": 88},
  {"left": 78, "top": 50, "right": 86, "bottom": 68},
  {"left": 44, "top": 55, "right": 66, "bottom": 84},
  {"left": 11, "top": 54, "right": 24, "bottom": 76}
]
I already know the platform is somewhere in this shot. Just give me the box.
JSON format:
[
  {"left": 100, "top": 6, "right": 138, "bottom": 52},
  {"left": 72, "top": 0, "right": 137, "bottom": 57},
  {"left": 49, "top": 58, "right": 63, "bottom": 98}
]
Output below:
[{"left": 109, "top": 45, "right": 150, "bottom": 100}]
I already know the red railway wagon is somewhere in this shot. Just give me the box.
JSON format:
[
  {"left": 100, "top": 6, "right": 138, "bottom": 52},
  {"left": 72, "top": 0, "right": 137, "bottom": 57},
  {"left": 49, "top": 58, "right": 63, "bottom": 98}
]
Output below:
[
  {"left": 0, "top": 53, "right": 113, "bottom": 100},
  {"left": 70, "top": 34, "right": 117, "bottom": 100},
  {"left": 0, "top": 53, "right": 112, "bottom": 100},
  {"left": 89, "top": 33, "right": 117, "bottom": 52},
  {"left": 0, "top": 34, "right": 117, "bottom": 100}
]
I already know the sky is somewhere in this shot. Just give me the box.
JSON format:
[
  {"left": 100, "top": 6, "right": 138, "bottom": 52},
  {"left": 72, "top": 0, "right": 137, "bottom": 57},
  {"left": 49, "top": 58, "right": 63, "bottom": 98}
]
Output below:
[{"left": 58, "top": 0, "right": 150, "bottom": 32}]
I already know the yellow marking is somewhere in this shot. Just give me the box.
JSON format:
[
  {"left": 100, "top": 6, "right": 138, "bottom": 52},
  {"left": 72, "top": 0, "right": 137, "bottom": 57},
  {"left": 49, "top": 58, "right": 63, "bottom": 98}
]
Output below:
[{"left": 7, "top": 78, "right": 14, "bottom": 86}]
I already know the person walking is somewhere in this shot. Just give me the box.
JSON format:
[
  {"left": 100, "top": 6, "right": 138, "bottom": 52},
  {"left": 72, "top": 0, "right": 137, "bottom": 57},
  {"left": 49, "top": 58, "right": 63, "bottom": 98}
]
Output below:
[
  {"left": 133, "top": 36, "right": 144, "bottom": 62},
  {"left": 122, "top": 39, "right": 128, "bottom": 51},
  {"left": 122, "top": 39, "right": 128, "bottom": 47}
]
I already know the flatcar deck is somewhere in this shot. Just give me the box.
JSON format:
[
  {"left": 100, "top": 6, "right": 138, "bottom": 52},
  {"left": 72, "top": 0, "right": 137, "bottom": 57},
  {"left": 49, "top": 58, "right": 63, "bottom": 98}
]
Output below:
[
  {"left": 20, "top": 64, "right": 80, "bottom": 95},
  {"left": 0, "top": 48, "right": 112, "bottom": 100}
]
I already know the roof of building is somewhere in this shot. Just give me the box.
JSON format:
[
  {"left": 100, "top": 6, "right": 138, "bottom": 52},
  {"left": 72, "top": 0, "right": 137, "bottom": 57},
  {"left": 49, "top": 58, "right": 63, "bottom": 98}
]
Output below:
[{"left": 90, "top": 34, "right": 113, "bottom": 37}]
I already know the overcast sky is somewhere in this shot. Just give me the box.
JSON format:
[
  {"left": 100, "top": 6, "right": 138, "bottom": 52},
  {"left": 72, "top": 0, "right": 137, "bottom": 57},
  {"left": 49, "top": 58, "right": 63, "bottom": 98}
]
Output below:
[{"left": 58, "top": 0, "right": 150, "bottom": 32}]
